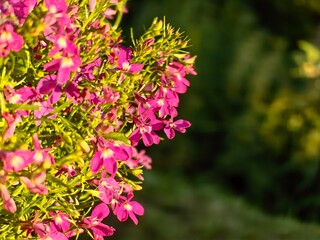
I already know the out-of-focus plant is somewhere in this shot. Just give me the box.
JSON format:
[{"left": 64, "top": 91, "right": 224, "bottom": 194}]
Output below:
[
  {"left": 0, "top": 0, "right": 196, "bottom": 239},
  {"left": 126, "top": 0, "right": 320, "bottom": 222},
  {"left": 260, "top": 40, "right": 320, "bottom": 162}
]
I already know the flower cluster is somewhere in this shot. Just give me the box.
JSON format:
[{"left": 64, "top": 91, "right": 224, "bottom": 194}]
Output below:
[{"left": 0, "top": 0, "right": 196, "bottom": 239}]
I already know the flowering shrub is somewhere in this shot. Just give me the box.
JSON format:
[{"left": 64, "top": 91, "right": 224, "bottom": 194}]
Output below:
[{"left": 0, "top": 0, "right": 196, "bottom": 239}]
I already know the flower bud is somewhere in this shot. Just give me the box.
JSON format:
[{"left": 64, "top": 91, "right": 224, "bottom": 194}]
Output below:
[
  {"left": 0, "top": 185, "right": 17, "bottom": 213},
  {"left": 78, "top": 139, "right": 90, "bottom": 153}
]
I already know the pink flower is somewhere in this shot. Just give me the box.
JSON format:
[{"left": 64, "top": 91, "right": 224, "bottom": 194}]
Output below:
[
  {"left": 49, "top": 34, "right": 77, "bottom": 57},
  {"left": 103, "top": 87, "right": 120, "bottom": 103},
  {"left": 37, "top": 74, "right": 62, "bottom": 104},
  {"left": 20, "top": 171, "right": 48, "bottom": 195},
  {"left": 163, "top": 61, "right": 191, "bottom": 94},
  {"left": 4, "top": 85, "right": 37, "bottom": 104},
  {"left": 0, "top": 185, "right": 17, "bottom": 213},
  {"left": 117, "top": 46, "right": 144, "bottom": 73},
  {"left": 0, "top": 22, "right": 24, "bottom": 57},
  {"left": 130, "top": 115, "right": 163, "bottom": 147},
  {"left": 89, "top": 0, "right": 96, "bottom": 12},
  {"left": 65, "top": 81, "right": 81, "bottom": 103},
  {"left": 183, "top": 55, "right": 197, "bottom": 75},
  {"left": 164, "top": 118, "right": 191, "bottom": 139},
  {"left": 44, "top": 0, "right": 68, "bottom": 14},
  {"left": 44, "top": 48, "right": 82, "bottom": 84},
  {"left": 55, "top": 164, "right": 76, "bottom": 178},
  {"left": 33, "top": 222, "right": 68, "bottom": 240},
  {"left": 32, "top": 134, "right": 54, "bottom": 167},
  {"left": 2, "top": 112, "right": 22, "bottom": 141},
  {"left": 103, "top": 8, "right": 117, "bottom": 19},
  {"left": 135, "top": 93, "right": 158, "bottom": 117},
  {"left": 9, "top": 0, "right": 38, "bottom": 24},
  {"left": 49, "top": 211, "right": 70, "bottom": 233},
  {"left": 147, "top": 89, "right": 178, "bottom": 118},
  {"left": 0, "top": 149, "right": 34, "bottom": 172},
  {"left": 76, "top": 58, "right": 102, "bottom": 81},
  {"left": 114, "top": 193, "right": 144, "bottom": 225},
  {"left": 90, "top": 142, "right": 129, "bottom": 175},
  {"left": 155, "top": 86, "right": 180, "bottom": 117},
  {"left": 81, "top": 203, "right": 115, "bottom": 238},
  {"left": 98, "top": 177, "right": 120, "bottom": 204},
  {"left": 125, "top": 148, "right": 152, "bottom": 170},
  {"left": 34, "top": 100, "right": 56, "bottom": 121}
]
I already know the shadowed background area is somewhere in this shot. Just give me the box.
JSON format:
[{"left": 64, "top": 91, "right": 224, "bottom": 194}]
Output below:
[{"left": 108, "top": 0, "right": 320, "bottom": 239}]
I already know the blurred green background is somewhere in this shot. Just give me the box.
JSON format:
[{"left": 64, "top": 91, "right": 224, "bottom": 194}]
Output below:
[{"left": 111, "top": 0, "right": 320, "bottom": 239}]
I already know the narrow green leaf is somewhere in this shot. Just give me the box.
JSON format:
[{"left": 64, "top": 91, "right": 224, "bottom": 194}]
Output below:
[
  {"left": 103, "top": 132, "right": 131, "bottom": 145},
  {"left": 51, "top": 99, "right": 73, "bottom": 114},
  {"left": 6, "top": 103, "right": 39, "bottom": 111}
]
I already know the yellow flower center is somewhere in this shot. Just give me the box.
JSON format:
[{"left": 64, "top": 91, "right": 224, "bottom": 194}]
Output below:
[
  {"left": 55, "top": 214, "right": 63, "bottom": 224},
  {"left": 61, "top": 57, "right": 74, "bottom": 68},
  {"left": 57, "top": 36, "right": 67, "bottom": 48},
  {"left": 0, "top": 31, "right": 13, "bottom": 42},
  {"left": 102, "top": 148, "right": 114, "bottom": 159},
  {"left": 124, "top": 203, "right": 132, "bottom": 211},
  {"left": 11, "top": 156, "right": 24, "bottom": 169},
  {"left": 9, "top": 94, "right": 21, "bottom": 104}
]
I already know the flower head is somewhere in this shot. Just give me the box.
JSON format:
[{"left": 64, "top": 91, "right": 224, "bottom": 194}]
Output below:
[
  {"left": 81, "top": 203, "right": 115, "bottom": 238},
  {"left": 0, "top": 185, "right": 16, "bottom": 213},
  {"left": 90, "top": 141, "right": 129, "bottom": 175},
  {"left": 0, "top": 149, "right": 34, "bottom": 172},
  {"left": 0, "top": 22, "right": 24, "bottom": 57},
  {"left": 114, "top": 193, "right": 144, "bottom": 225}
]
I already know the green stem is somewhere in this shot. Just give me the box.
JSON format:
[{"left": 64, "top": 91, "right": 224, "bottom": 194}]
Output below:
[
  {"left": 112, "top": 0, "right": 128, "bottom": 30},
  {"left": 0, "top": 92, "right": 7, "bottom": 114}
]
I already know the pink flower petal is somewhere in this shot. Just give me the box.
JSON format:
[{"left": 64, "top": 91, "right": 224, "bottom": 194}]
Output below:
[
  {"left": 90, "top": 151, "right": 103, "bottom": 174},
  {"left": 92, "top": 203, "right": 110, "bottom": 220}
]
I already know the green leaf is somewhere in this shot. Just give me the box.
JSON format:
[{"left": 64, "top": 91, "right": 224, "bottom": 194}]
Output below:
[
  {"left": 46, "top": 175, "right": 69, "bottom": 190},
  {"left": 51, "top": 99, "right": 73, "bottom": 114},
  {"left": 103, "top": 132, "right": 131, "bottom": 145},
  {"left": 6, "top": 103, "right": 39, "bottom": 111},
  {"left": 11, "top": 184, "right": 24, "bottom": 197}
]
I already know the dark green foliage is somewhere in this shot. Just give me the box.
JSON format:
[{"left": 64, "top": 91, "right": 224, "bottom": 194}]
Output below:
[
  {"left": 110, "top": 172, "right": 320, "bottom": 239},
  {"left": 123, "top": 0, "right": 320, "bottom": 225}
]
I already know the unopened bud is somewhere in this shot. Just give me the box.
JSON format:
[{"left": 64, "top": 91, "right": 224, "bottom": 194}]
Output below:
[
  {"left": 62, "top": 132, "right": 73, "bottom": 145},
  {"left": 41, "top": 157, "right": 52, "bottom": 169},
  {"left": 79, "top": 139, "right": 90, "bottom": 153},
  {"left": 154, "top": 20, "right": 163, "bottom": 32}
]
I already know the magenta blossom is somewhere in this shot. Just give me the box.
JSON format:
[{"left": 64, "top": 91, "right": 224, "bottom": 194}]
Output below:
[
  {"left": 9, "top": 0, "right": 38, "bottom": 24},
  {"left": 37, "top": 74, "right": 62, "bottom": 104},
  {"left": 81, "top": 203, "right": 115, "bottom": 239},
  {"left": 103, "top": 87, "right": 120, "bottom": 103},
  {"left": 162, "top": 61, "right": 191, "bottom": 94},
  {"left": 32, "top": 134, "right": 54, "bottom": 166},
  {"left": 49, "top": 211, "right": 70, "bottom": 233},
  {"left": 2, "top": 112, "right": 22, "bottom": 141},
  {"left": 0, "top": 149, "right": 34, "bottom": 172},
  {"left": 20, "top": 171, "right": 48, "bottom": 195},
  {"left": 49, "top": 33, "right": 78, "bottom": 57},
  {"left": 33, "top": 100, "right": 56, "bottom": 123},
  {"left": 164, "top": 118, "right": 191, "bottom": 139},
  {"left": 114, "top": 193, "right": 144, "bottom": 225},
  {"left": 98, "top": 176, "right": 120, "bottom": 204},
  {"left": 90, "top": 142, "right": 129, "bottom": 175},
  {"left": 0, "top": 185, "right": 17, "bottom": 213},
  {"left": 0, "top": 22, "right": 24, "bottom": 57},
  {"left": 129, "top": 114, "right": 163, "bottom": 147},
  {"left": 44, "top": 51, "right": 82, "bottom": 84},
  {"left": 33, "top": 222, "right": 68, "bottom": 240},
  {"left": 117, "top": 46, "right": 144, "bottom": 73},
  {"left": 125, "top": 148, "right": 152, "bottom": 170},
  {"left": 44, "top": 0, "right": 68, "bottom": 13},
  {"left": 4, "top": 85, "right": 37, "bottom": 104}
]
